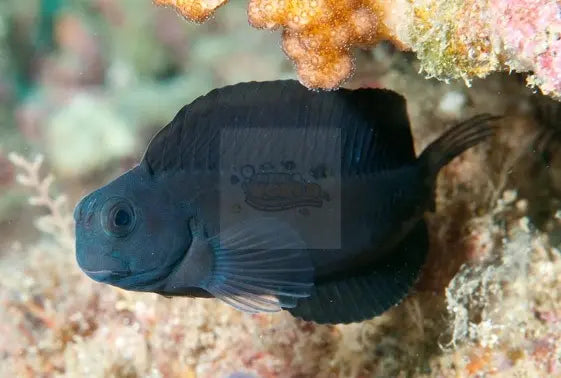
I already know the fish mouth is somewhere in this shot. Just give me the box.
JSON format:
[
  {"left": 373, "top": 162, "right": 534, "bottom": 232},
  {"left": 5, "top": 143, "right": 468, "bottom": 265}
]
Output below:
[
  {"left": 104, "top": 249, "right": 189, "bottom": 291},
  {"left": 80, "top": 247, "right": 189, "bottom": 290}
]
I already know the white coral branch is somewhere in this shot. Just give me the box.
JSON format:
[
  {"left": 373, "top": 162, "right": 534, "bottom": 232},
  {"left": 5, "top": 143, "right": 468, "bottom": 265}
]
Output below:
[{"left": 8, "top": 152, "right": 74, "bottom": 252}]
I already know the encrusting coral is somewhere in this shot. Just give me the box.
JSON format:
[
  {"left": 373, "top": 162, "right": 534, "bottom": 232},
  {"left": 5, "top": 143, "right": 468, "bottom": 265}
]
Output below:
[{"left": 154, "top": 0, "right": 561, "bottom": 99}]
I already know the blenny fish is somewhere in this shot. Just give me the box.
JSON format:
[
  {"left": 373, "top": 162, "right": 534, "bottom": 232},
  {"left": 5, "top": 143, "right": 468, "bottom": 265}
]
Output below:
[{"left": 74, "top": 80, "right": 499, "bottom": 324}]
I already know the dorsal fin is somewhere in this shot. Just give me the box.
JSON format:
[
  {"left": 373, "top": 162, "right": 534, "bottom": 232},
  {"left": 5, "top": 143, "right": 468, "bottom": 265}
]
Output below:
[{"left": 141, "top": 80, "right": 416, "bottom": 176}]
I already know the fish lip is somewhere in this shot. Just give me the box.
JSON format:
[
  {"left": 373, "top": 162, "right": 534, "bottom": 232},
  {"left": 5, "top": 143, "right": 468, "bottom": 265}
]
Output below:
[
  {"left": 107, "top": 249, "right": 189, "bottom": 289},
  {"left": 83, "top": 248, "right": 188, "bottom": 288}
]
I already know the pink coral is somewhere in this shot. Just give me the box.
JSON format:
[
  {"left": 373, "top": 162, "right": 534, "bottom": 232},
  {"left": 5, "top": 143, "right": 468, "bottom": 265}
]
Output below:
[{"left": 490, "top": 0, "right": 561, "bottom": 97}]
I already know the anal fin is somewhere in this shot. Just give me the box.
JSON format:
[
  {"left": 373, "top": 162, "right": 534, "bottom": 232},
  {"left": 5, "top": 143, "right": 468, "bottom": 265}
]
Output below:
[{"left": 288, "top": 220, "right": 429, "bottom": 324}]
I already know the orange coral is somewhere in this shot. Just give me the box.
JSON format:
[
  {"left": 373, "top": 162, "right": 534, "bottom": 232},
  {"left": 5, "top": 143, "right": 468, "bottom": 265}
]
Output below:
[
  {"left": 248, "top": 0, "right": 395, "bottom": 89},
  {"left": 155, "top": 0, "right": 401, "bottom": 89},
  {"left": 153, "top": 0, "right": 228, "bottom": 22}
]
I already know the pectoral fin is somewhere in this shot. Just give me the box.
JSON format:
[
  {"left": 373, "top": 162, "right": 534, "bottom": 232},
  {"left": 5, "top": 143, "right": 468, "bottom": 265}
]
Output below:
[{"left": 201, "top": 217, "right": 315, "bottom": 313}]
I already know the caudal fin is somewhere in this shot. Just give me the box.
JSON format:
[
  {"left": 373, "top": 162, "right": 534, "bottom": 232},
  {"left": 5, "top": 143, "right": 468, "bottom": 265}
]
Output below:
[
  {"left": 418, "top": 114, "right": 501, "bottom": 211},
  {"left": 419, "top": 114, "right": 501, "bottom": 178}
]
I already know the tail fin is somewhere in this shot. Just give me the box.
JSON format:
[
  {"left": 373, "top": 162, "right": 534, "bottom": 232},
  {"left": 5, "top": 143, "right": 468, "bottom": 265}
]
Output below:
[
  {"left": 418, "top": 114, "right": 501, "bottom": 210},
  {"left": 419, "top": 114, "right": 501, "bottom": 177}
]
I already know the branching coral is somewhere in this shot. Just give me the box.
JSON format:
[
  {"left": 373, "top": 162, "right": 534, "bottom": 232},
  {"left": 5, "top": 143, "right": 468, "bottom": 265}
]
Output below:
[
  {"left": 154, "top": 0, "right": 561, "bottom": 99},
  {"left": 247, "top": 0, "right": 393, "bottom": 89},
  {"left": 8, "top": 153, "right": 74, "bottom": 251},
  {"left": 153, "top": 0, "right": 229, "bottom": 22},
  {"left": 156, "top": 0, "right": 402, "bottom": 89}
]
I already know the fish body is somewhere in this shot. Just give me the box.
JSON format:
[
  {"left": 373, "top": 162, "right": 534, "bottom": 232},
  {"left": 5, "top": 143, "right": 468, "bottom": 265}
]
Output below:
[{"left": 74, "top": 80, "right": 498, "bottom": 324}]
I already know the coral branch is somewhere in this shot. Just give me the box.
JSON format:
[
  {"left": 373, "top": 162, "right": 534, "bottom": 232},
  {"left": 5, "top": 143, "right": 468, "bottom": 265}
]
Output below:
[
  {"left": 153, "top": 0, "right": 228, "bottom": 22},
  {"left": 8, "top": 153, "right": 74, "bottom": 251},
  {"left": 248, "top": 0, "right": 390, "bottom": 89}
]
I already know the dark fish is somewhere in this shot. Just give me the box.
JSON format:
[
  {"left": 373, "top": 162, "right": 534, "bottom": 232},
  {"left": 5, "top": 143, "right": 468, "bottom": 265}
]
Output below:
[{"left": 74, "top": 80, "right": 500, "bottom": 324}]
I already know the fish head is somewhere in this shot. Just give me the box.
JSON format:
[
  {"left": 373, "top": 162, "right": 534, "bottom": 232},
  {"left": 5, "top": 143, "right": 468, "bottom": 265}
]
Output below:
[{"left": 73, "top": 167, "right": 191, "bottom": 291}]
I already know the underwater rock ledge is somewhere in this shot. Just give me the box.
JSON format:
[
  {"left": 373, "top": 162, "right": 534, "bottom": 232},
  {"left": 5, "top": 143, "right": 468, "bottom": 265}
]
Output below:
[{"left": 154, "top": 0, "right": 561, "bottom": 99}]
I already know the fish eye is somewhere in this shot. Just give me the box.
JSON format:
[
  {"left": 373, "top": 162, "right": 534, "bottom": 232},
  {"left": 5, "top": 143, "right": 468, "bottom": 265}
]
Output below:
[{"left": 101, "top": 198, "right": 136, "bottom": 238}]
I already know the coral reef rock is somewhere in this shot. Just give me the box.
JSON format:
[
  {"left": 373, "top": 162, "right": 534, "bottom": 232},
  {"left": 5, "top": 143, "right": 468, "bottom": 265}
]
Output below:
[{"left": 154, "top": 0, "right": 561, "bottom": 99}]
